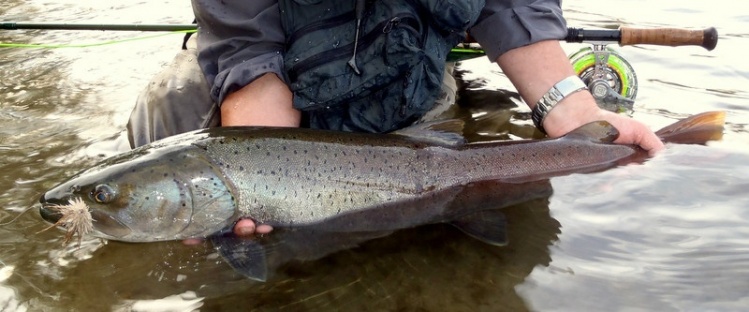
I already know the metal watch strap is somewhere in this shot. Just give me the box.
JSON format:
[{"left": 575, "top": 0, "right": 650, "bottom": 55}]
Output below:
[{"left": 531, "top": 75, "right": 588, "bottom": 134}]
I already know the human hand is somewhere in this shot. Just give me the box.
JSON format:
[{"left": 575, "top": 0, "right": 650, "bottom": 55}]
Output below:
[
  {"left": 181, "top": 219, "right": 273, "bottom": 245},
  {"left": 233, "top": 219, "right": 273, "bottom": 236},
  {"left": 542, "top": 92, "right": 665, "bottom": 155},
  {"left": 494, "top": 40, "right": 663, "bottom": 155}
]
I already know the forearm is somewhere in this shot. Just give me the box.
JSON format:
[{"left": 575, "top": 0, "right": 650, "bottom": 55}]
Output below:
[
  {"left": 220, "top": 73, "right": 300, "bottom": 127},
  {"left": 497, "top": 40, "right": 600, "bottom": 138}
]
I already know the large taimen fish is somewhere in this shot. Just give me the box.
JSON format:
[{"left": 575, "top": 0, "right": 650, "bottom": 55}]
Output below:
[{"left": 39, "top": 112, "right": 724, "bottom": 281}]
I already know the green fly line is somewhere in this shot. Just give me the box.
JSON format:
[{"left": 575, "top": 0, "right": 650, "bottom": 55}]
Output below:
[{"left": 0, "top": 30, "right": 195, "bottom": 49}]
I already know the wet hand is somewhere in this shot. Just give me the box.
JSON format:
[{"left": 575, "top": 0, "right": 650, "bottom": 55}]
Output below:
[
  {"left": 181, "top": 219, "right": 273, "bottom": 245},
  {"left": 592, "top": 110, "right": 664, "bottom": 156},
  {"left": 542, "top": 92, "right": 665, "bottom": 155},
  {"left": 233, "top": 218, "right": 273, "bottom": 236}
]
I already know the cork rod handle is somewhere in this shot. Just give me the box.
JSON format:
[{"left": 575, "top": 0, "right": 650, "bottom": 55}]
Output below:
[{"left": 619, "top": 27, "right": 718, "bottom": 51}]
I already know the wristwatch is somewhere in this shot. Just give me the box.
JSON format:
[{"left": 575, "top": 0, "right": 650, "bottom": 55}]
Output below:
[{"left": 531, "top": 75, "right": 588, "bottom": 134}]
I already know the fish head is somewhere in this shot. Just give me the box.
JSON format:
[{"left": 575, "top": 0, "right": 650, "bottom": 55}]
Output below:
[{"left": 40, "top": 144, "right": 239, "bottom": 242}]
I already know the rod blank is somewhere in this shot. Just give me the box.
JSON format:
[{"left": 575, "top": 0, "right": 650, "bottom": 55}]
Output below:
[{"left": 0, "top": 22, "right": 197, "bottom": 32}]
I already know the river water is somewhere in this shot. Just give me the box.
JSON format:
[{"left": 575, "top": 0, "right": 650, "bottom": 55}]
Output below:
[{"left": 1, "top": 0, "right": 748, "bottom": 311}]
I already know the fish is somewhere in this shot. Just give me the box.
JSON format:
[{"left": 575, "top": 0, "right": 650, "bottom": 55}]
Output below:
[{"left": 39, "top": 111, "right": 725, "bottom": 281}]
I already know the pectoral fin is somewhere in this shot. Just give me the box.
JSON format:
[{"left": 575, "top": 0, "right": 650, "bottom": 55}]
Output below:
[
  {"left": 210, "top": 235, "right": 268, "bottom": 282},
  {"left": 450, "top": 209, "right": 508, "bottom": 246}
]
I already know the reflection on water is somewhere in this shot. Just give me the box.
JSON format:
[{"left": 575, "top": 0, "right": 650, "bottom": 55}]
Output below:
[
  {"left": 520, "top": 145, "right": 749, "bottom": 311},
  {"left": 1, "top": 0, "right": 748, "bottom": 310},
  {"left": 41, "top": 197, "right": 558, "bottom": 311}
]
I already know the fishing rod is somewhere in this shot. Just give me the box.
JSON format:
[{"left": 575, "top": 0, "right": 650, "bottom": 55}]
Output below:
[
  {"left": 1, "top": 22, "right": 717, "bottom": 50},
  {"left": 0, "top": 22, "right": 197, "bottom": 32},
  {"left": 2, "top": 21, "right": 718, "bottom": 115},
  {"left": 566, "top": 26, "right": 718, "bottom": 51}
]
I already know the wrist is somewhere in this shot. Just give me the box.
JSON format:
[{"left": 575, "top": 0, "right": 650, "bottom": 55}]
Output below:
[
  {"left": 540, "top": 91, "right": 603, "bottom": 138},
  {"left": 531, "top": 75, "right": 595, "bottom": 136}
]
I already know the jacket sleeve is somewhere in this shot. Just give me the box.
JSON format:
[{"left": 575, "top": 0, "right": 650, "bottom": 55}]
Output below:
[
  {"left": 469, "top": 0, "right": 568, "bottom": 62},
  {"left": 192, "top": 0, "right": 287, "bottom": 105}
]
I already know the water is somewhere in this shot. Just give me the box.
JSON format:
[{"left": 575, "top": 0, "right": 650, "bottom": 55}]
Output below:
[{"left": 1, "top": 0, "right": 748, "bottom": 310}]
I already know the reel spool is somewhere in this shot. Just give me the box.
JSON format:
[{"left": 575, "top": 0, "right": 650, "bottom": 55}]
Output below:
[{"left": 569, "top": 46, "right": 638, "bottom": 115}]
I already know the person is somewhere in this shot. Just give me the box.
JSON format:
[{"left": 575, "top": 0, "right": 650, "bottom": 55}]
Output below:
[{"left": 128, "top": 0, "right": 664, "bottom": 238}]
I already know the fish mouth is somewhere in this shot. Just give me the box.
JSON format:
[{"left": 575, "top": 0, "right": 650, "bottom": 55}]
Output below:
[
  {"left": 39, "top": 192, "right": 133, "bottom": 239},
  {"left": 39, "top": 192, "right": 66, "bottom": 224}
]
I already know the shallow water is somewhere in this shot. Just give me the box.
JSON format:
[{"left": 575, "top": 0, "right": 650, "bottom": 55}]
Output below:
[{"left": 1, "top": 0, "right": 748, "bottom": 311}]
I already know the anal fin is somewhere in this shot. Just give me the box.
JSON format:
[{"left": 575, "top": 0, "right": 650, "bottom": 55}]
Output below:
[{"left": 449, "top": 209, "right": 508, "bottom": 246}]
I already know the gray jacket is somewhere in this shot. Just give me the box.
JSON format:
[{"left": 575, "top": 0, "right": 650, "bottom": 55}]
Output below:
[{"left": 192, "top": 0, "right": 567, "bottom": 108}]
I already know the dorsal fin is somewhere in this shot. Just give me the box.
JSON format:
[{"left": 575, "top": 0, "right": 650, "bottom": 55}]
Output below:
[
  {"left": 392, "top": 119, "right": 467, "bottom": 147},
  {"left": 562, "top": 121, "right": 620, "bottom": 143},
  {"left": 655, "top": 111, "right": 725, "bottom": 144}
]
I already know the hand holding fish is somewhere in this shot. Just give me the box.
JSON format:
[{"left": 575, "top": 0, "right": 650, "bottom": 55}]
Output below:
[
  {"left": 233, "top": 219, "right": 272, "bottom": 237},
  {"left": 542, "top": 92, "right": 665, "bottom": 156},
  {"left": 181, "top": 219, "right": 271, "bottom": 245},
  {"left": 496, "top": 40, "right": 664, "bottom": 156}
]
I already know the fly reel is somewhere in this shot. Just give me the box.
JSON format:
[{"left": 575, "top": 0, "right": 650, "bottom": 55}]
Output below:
[
  {"left": 453, "top": 26, "right": 716, "bottom": 115},
  {"left": 569, "top": 45, "right": 638, "bottom": 116}
]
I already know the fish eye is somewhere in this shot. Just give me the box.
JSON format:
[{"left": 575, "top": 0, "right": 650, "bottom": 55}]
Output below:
[{"left": 92, "top": 184, "right": 116, "bottom": 203}]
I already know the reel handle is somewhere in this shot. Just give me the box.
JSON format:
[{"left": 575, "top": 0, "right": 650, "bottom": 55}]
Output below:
[{"left": 619, "top": 27, "right": 718, "bottom": 51}]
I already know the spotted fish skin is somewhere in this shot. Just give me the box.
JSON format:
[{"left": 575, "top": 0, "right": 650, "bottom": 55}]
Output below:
[{"left": 200, "top": 125, "right": 635, "bottom": 227}]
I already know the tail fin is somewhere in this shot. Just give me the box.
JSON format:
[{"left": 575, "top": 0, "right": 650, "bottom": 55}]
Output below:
[{"left": 655, "top": 111, "right": 725, "bottom": 145}]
